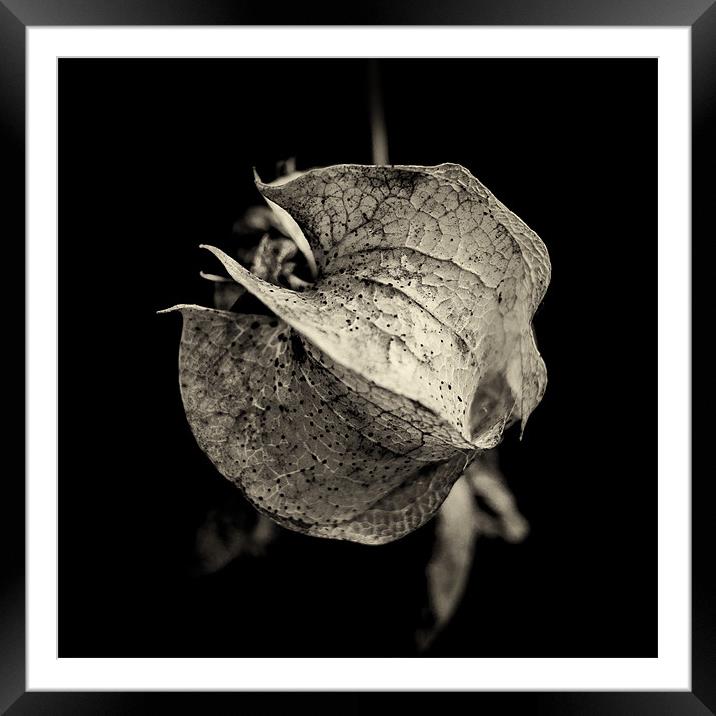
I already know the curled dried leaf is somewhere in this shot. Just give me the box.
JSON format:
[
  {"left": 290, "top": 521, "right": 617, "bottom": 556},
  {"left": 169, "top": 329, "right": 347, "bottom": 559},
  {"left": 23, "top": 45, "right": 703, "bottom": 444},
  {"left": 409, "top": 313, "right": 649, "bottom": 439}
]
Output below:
[
  {"left": 418, "top": 452, "right": 529, "bottom": 650},
  {"left": 163, "top": 163, "right": 549, "bottom": 545}
]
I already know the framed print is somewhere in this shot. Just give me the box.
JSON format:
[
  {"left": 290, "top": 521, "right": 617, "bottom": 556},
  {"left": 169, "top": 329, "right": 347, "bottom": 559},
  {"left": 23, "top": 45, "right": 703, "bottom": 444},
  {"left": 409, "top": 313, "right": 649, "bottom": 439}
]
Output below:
[{"left": 3, "top": 1, "right": 708, "bottom": 713}]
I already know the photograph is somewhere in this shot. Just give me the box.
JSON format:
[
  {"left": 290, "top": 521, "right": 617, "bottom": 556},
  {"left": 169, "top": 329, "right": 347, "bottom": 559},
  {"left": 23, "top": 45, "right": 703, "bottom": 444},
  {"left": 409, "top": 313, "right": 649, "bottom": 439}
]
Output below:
[{"left": 56, "top": 56, "right": 658, "bottom": 659}]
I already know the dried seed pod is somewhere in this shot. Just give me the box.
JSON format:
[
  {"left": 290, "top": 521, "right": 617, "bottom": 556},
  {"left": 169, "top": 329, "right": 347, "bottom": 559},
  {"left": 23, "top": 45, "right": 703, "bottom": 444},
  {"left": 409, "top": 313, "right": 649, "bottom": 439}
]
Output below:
[{"left": 163, "top": 164, "right": 550, "bottom": 545}]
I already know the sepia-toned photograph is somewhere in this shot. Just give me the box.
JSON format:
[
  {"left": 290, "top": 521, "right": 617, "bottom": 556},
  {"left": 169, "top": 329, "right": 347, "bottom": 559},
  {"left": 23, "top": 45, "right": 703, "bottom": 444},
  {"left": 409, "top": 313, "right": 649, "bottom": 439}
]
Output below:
[{"left": 58, "top": 57, "right": 656, "bottom": 658}]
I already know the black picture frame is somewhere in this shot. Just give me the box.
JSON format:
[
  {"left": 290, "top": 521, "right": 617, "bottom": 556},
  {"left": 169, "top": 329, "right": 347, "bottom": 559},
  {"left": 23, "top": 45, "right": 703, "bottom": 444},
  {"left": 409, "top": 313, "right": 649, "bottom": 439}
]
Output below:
[{"left": 3, "top": 1, "right": 707, "bottom": 713}]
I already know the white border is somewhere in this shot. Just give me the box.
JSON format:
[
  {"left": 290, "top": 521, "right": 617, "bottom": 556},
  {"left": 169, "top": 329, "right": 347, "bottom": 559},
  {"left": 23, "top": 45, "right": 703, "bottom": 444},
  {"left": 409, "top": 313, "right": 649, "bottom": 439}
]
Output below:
[{"left": 27, "top": 27, "right": 691, "bottom": 691}]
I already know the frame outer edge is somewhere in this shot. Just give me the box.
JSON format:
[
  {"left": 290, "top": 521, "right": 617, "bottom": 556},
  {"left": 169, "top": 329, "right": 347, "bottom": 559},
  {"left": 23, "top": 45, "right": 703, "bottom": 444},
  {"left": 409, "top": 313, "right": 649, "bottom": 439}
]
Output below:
[
  {"left": 0, "top": 0, "right": 715, "bottom": 26},
  {"left": 0, "top": 1, "right": 26, "bottom": 715},
  {"left": 692, "top": 2, "right": 716, "bottom": 715},
  {"left": 5, "top": 0, "right": 710, "bottom": 711},
  {"left": 2, "top": 692, "right": 716, "bottom": 715}
]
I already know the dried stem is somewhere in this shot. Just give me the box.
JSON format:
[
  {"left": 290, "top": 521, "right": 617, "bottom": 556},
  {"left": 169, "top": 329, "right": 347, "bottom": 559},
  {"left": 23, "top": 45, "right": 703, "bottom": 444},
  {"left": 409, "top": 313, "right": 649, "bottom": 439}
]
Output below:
[{"left": 369, "top": 60, "right": 389, "bottom": 165}]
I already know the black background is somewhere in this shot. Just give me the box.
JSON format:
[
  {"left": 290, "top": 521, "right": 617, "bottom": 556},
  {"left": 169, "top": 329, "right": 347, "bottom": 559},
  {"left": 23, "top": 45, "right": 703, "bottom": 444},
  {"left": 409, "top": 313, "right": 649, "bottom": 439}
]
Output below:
[{"left": 58, "top": 58, "right": 656, "bottom": 657}]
